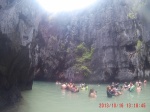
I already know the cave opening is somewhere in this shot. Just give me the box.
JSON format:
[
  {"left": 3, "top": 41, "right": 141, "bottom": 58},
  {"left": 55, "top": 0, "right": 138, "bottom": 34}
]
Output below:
[
  {"left": 129, "top": 61, "right": 135, "bottom": 73},
  {"left": 106, "top": 68, "right": 120, "bottom": 83},
  {"left": 125, "top": 44, "right": 136, "bottom": 52},
  {"left": 144, "top": 57, "right": 150, "bottom": 69}
]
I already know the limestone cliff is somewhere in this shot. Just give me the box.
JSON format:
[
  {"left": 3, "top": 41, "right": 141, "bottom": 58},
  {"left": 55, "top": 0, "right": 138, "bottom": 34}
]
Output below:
[
  {"left": 0, "top": 0, "right": 42, "bottom": 107},
  {"left": 35, "top": 0, "right": 150, "bottom": 82},
  {"left": 0, "top": 0, "right": 150, "bottom": 108}
]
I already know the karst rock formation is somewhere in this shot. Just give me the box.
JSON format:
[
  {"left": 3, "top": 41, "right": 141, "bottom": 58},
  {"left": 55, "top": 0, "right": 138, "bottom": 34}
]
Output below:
[{"left": 0, "top": 0, "right": 150, "bottom": 108}]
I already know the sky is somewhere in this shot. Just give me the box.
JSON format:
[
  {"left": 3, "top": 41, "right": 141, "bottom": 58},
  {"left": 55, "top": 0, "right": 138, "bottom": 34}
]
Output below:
[{"left": 36, "top": 0, "right": 97, "bottom": 13}]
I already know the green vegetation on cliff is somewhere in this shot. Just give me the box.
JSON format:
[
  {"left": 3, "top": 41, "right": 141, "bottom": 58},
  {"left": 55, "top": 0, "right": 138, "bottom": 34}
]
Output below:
[
  {"left": 76, "top": 43, "right": 94, "bottom": 63},
  {"left": 127, "top": 0, "right": 147, "bottom": 19},
  {"left": 127, "top": 12, "right": 136, "bottom": 19},
  {"left": 136, "top": 40, "right": 142, "bottom": 51},
  {"left": 75, "top": 43, "right": 94, "bottom": 76}
]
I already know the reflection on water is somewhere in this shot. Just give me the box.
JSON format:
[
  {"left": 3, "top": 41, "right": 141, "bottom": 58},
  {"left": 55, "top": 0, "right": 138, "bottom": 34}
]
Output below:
[{"left": 1, "top": 82, "right": 150, "bottom": 112}]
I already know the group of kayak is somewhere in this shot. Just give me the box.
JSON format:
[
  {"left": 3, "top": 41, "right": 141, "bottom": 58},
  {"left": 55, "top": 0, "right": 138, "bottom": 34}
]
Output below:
[
  {"left": 107, "top": 82, "right": 122, "bottom": 98},
  {"left": 107, "top": 80, "right": 147, "bottom": 98},
  {"left": 60, "top": 83, "right": 89, "bottom": 93},
  {"left": 56, "top": 79, "right": 147, "bottom": 98},
  {"left": 58, "top": 82, "right": 97, "bottom": 98}
]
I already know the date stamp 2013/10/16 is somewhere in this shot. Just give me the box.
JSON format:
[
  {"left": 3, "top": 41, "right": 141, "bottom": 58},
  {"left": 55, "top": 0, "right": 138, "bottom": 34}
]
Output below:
[{"left": 99, "top": 103, "right": 146, "bottom": 108}]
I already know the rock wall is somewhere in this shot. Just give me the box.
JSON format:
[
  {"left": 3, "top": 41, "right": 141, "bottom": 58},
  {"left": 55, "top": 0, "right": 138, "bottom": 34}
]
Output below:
[
  {"left": 0, "top": 0, "right": 150, "bottom": 108},
  {"left": 35, "top": 0, "right": 150, "bottom": 82},
  {"left": 0, "top": 0, "right": 42, "bottom": 108}
]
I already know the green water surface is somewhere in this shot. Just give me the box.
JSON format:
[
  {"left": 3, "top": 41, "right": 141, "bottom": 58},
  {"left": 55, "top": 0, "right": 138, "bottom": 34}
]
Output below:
[{"left": 2, "top": 81, "right": 150, "bottom": 112}]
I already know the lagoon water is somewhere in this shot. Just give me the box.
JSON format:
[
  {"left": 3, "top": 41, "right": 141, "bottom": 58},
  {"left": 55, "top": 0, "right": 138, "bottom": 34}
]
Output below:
[{"left": 1, "top": 81, "right": 150, "bottom": 112}]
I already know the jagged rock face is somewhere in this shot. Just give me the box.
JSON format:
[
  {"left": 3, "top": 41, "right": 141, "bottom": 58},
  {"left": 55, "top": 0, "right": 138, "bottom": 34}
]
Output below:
[
  {"left": 0, "top": 0, "right": 42, "bottom": 108},
  {"left": 0, "top": 0, "right": 150, "bottom": 108},
  {"left": 35, "top": 0, "right": 150, "bottom": 82}
]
